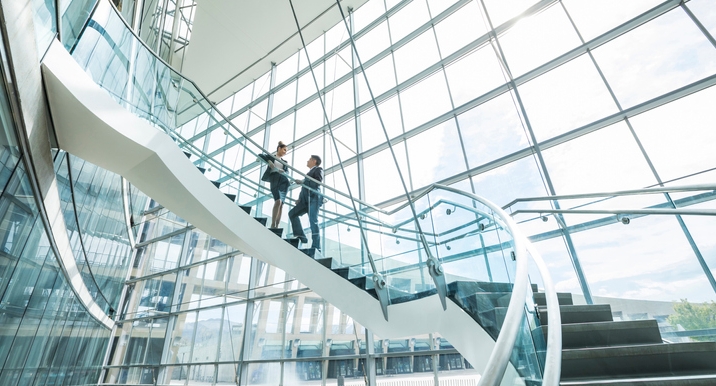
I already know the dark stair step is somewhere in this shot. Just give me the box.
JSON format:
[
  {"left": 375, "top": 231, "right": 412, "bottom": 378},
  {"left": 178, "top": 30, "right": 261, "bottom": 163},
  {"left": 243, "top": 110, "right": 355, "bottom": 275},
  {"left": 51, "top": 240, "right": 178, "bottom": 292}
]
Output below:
[
  {"left": 531, "top": 283, "right": 538, "bottom": 293},
  {"left": 196, "top": 166, "right": 206, "bottom": 174},
  {"left": 533, "top": 292, "right": 573, "bottom": 306},
  {"left": 538, "top": 304, "right": 613, "bottom": 325},
  {"left": 451, "top": 291, "right": 513, "bottom": 312},
  {"left": 561, "top": 374, "right": 716, "bottom": 386},
  {"left": 539, "top": 319, "right": 662, "bottom": 350},
  {"left": 285, "top": 238, "right": 299, "bottom": 248},
  {"left": 268, "top": 228, "right": 283, "bottom": 237},
  {"left": 210, "top": 180, "right": 221, "bottom": 188},
  {"left": 224, "top": 193, "right": 236, "bottom": 202},
  {"left": 365, "top": 285, "right": 417, "bottom": 302},
  {"left": 254, "top": 217, "right": 267, "bottom": 226},
  {"left": 239, "top": 205, "right": 252, "bottom": 215},
  {"left": 391, "top": 288, "right": 437, "bottom": 304},
  {"left": 183, "top": 151, "right": 191, "bottom": 158},
  {"left": 300, "top": 248, "right": 324, "bottom": 259},
  {"left": 448, "top": 281, "right": 514, "bottom": 297},
  {"left": 561, "top": 341, "right": 716, "bottom": 381},
  {"left": 332, "top": 267, "right": 356, "bottom": 280},
  {"left": 315, "top": 258, "right": 334, "bottom": 269}
]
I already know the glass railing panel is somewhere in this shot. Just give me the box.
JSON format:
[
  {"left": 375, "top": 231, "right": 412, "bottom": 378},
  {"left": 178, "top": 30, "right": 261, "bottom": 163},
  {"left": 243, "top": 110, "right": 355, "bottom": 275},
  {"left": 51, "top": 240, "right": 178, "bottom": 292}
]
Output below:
[
  {"left": 60, "top": 0, "right": 99, "bottom": 50},
  {"left": 422, "top": 187, "right": 546, "bottom": 385},
  {"left": 31, "top": 0, "right": 58, "bottom": 56}
]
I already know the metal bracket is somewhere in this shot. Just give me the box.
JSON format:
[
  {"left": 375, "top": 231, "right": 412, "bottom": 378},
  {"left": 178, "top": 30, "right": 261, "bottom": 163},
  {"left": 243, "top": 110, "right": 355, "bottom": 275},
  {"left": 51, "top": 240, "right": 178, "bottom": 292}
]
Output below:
[
  {"left": 427, "top": 257, "right": 448, "bottom": 310},
  {"left": 372, "top": 273, "right": 390, "bottom": 321}
]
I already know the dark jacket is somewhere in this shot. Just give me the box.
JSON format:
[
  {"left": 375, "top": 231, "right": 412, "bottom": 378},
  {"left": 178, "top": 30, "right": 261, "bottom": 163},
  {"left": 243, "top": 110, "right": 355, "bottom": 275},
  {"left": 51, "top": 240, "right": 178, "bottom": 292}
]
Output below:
[{"left": 299, "top": 166, "right": 323, "bottom": 205}]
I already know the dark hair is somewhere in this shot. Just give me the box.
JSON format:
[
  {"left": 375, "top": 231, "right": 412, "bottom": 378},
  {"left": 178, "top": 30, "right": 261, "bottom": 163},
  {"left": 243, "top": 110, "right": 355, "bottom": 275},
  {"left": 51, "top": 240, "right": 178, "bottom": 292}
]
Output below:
[
  {"left": 310, "top": 155, "right": 322, "bottom": 166},
  {"left": 277, "top": 141, "right": 287, "bottom": 152}
]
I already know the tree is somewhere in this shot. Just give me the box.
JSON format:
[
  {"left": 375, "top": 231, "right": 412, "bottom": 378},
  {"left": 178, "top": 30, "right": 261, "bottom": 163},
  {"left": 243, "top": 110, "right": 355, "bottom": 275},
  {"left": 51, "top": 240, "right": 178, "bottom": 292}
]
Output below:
[{"left": 667, "top": 299, "right": 716, "bottom": 342}]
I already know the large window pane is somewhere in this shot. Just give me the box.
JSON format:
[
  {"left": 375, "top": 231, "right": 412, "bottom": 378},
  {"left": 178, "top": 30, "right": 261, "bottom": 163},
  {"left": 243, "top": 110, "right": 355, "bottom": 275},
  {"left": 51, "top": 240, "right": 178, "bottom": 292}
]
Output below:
[
  {"left": 592, "top": 8, "right": 716, "bottom": 109},
  {"left": 457, "top": 91, "right": 531, "bottom": 169},
  {"left": 563, "top": 0, "right": 663, "bottom": 42},
  {"left": 498, "top": 4, "right": 582, "bottom": 77},
  {"left": 630, "top": 86, "right": 716, "bottom": 183},
  {"left": 407, "top": 119, "right": 466, "bottom": 188},
  {"left": 399, "top": 70, "right": 452, "bottom": 131},
  {"left": 542, "top": 121, "right": 657, "bottom": 194},
  {"left": 434, "top": 1, "right": 488, "bottom": 58},
  {"left": 518, "top": 54, "right": 618, "bottom": 141},
  {"left": 393, "top": 30, "right": 440, "bottom": 83}
]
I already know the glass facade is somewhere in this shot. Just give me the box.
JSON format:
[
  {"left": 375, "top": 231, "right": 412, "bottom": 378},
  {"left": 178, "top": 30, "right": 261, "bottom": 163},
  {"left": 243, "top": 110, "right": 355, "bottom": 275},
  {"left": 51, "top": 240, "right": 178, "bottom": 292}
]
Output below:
[
  {"left": 187, "top": 0, "right": 716, "bottom": 307},
  {"left": 0, "top": 26, "right": 111, "bottom": 385},
  {"left": 1, "top": 0, "right": 716, "bottom": 385}
]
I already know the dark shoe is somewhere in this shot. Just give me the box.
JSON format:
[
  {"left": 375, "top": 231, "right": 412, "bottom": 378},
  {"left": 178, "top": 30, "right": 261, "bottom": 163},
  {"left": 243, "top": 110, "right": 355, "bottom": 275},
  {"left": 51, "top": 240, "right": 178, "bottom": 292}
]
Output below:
[{"left": 292, "top": 236, "right": 308, "bottom": 244}]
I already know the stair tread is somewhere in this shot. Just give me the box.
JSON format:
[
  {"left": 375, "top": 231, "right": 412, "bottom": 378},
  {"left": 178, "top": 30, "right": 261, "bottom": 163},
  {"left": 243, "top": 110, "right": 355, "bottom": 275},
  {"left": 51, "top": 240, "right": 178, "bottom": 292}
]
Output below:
[
  {"left": 561, "top": 374, "right": 716, "bottom": 385},
  {"left": 563, "top": 341, "right": 716, "bottom": 359},
  {"left": 540, "top": 319, "right": 663, "bottom": 349},
  {"left": 533, "top": 291, "right": 573, "bottom": 306},
  {"left": 448, "top": 280, "right": 514, "bottom": 295},
  {"left": 538, "top": 304, "right": 613, "bottom": 325},
  {"left": 561, "top": 341, "right": 716, "bottom": 381},
  {"left": 314, "top": 258, "right": 333, "bottom": 269}
]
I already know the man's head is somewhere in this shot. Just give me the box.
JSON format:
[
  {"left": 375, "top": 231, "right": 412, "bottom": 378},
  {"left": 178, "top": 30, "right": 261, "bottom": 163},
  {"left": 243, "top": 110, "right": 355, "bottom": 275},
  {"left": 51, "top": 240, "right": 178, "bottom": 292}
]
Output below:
[{"left": 307, "top": 155, "right": 322, "bottom": 168}]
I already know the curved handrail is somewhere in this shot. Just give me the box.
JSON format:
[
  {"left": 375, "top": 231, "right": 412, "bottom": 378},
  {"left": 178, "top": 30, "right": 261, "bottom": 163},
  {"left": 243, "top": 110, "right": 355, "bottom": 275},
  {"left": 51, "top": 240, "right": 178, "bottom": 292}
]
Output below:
[{"left": 432, "top": 185, "right": 561, "bottom": 386}]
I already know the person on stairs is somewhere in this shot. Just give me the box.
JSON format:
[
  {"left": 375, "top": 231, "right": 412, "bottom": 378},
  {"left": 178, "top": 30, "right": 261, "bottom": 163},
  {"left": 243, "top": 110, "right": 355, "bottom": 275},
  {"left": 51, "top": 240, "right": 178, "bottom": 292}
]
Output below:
[
  {"left": 289, "top": 155, "right": 323, "bottom": 250},
  {"left": 259, "top": 141, "right": 290, "bottom": 230}
]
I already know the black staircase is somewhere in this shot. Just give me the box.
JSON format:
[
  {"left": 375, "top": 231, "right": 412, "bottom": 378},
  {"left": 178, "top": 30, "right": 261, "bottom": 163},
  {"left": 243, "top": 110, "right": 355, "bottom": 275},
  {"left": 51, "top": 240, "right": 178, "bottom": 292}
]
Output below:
[{"left": 534, "top": 288, "right": 716, "bottom": 385}]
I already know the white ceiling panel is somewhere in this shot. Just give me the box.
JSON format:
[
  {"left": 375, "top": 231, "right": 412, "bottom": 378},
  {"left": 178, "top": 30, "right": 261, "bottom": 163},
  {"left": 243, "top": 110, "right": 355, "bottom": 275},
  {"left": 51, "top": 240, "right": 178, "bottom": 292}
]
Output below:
[{"left": 183, "top": 0, "right": 369, "bottom": 103}]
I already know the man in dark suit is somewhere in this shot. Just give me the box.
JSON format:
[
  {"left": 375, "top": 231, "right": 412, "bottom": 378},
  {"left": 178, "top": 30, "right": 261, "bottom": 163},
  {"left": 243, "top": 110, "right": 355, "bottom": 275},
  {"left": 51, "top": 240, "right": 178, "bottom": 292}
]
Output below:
[{"left": 289, "top": 155, "right": 324, "bottom": 250}]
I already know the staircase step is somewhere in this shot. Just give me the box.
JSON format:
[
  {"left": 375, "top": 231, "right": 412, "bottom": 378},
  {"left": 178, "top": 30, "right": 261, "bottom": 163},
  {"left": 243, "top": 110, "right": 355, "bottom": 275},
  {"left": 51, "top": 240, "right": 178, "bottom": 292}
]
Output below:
[
  {"left": 531, "top": 283, "right": 538, "bottom": 293},
  {"left": 538, "top": 304, "right": 613, "bottom": 325},
  {"left": 451, "top": 291, "right": 513, "bottom": 311},
  {"left": 285, "top": 238, "right": 299, "bottom": 248},
  {"left": 533, "top": 292, "right": 574, "bottom": 306},
  {"left": 224, "top": 193, "right": 236, "bottom": 202},
  {"left": 315, "top": 258, "right": 334, "bottom": 269},
  {"left": 268, "top": 228, "right": 283, "bottom": 237},
  {"left": 448, "top": 280, "right": 514, "bottom": 296},
  {"left": 350, "top": 276, "right": 370, "bottom": 292},
  {"left": 561, "top": 341, "right": 716, "bottom": 381},
  {"left": 561, "top": 374, "right": 716, "bottom": 385},
  {"left": 333, "top": 267, "right": 352, "bottom": 279},
  {"left": 239, "top": 205, "right": 252, "bottom": 215},
  {"left": 196, "top": 166, "right": 206, "bottom": 174},
  {"left": 210, "top": 180, "right": 221, "bottom": 188},
  {"left": 254, "top": 217, "right": 267, "bottom": 226},
  {"left": 540, "top": 320, "right": 662, "bottom": 349},
  {"left": 183, "top": 151, "right": 191, "bottom": 158},
  {"left": 300, "top": 248, "right": 324, "bottom": 259},
  {"left": 391, "top": 288, "right": 437, "bottom": 304}
]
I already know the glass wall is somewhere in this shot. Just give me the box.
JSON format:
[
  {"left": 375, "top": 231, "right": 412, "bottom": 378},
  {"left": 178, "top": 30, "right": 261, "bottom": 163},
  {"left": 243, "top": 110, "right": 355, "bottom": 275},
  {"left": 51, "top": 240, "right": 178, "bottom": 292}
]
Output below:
[
  {"left": 109, "top": 197, "right": 476, "bottom": 385},
  {"left": 179, "top": 0, "right": 716, "bottom": 348},
  {"left": 187, "top": 0, "right": 716, "bottom": 310},
  {"left": 0, "top": 28, "right": 112, "bottom": 385}
]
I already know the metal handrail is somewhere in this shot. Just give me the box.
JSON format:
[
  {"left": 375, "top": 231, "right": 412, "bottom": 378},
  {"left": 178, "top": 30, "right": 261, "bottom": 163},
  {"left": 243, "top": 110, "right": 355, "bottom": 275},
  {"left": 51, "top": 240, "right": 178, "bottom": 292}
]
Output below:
[
  {"left": 433, "top": 185, "right": 561, "bottom": 386},
  {"left": 511, "top": 208, "right": 716, "bottom": 217},
  {"left": 502, "top": 184, "right": 716, "bottom": 210}
]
